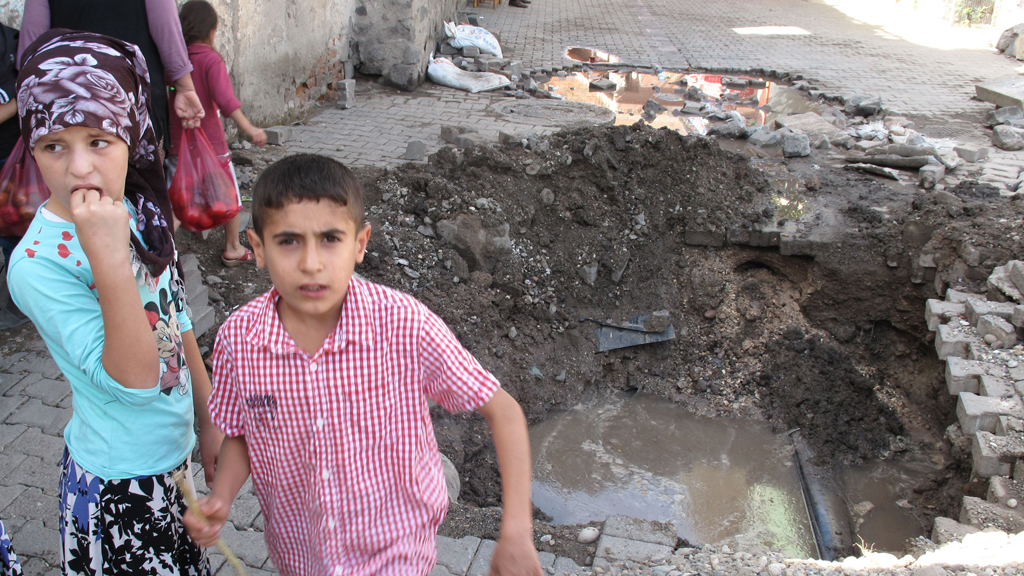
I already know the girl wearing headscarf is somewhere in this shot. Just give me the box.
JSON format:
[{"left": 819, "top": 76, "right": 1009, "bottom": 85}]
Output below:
[{"left": 6, "top": 29, "right": 220, "bottom": 575}]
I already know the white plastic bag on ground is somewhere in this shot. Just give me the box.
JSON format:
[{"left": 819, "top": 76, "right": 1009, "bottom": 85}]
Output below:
[
  {"left": 427, "top": 58, "right": 510, "bottom": 93},
  {"left": 444, "top": 22, "right": 502, "bottom": 59}
]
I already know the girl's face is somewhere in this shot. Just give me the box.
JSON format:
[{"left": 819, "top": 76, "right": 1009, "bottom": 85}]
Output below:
[{"left": 33, "top": 126, "right": 129, "bottom": 218}]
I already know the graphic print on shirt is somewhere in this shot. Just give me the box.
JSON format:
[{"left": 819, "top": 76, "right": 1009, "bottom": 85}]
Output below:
[
  {"left": 245, "top": 394, "right": 278, "bottom": 432},
  {"left": 144, "top": 287, "right": 190, "bottom": 396}
]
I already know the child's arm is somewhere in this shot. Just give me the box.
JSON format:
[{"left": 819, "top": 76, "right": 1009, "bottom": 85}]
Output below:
[
  {"left": 182, "top": 435, "right": 251, "bottom": 548},
  {"left": 227, "top": 109, "right": 266, "bottom": 147},
  {"left": 476, "top": 388, "right": 544, "bottom": 576},
  {"left": 181, "top": 329, "right": 224, "bottom": 486},
  {"left": 72, "top": 189, "right": 161, "bottom": 388}
]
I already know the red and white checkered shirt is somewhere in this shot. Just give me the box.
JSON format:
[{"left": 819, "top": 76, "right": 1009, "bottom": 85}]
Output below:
[{"left": 209, "top": 277, "right": 499, "bottom": 576}]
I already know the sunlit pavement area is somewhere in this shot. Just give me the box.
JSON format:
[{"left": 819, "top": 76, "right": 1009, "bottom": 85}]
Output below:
[{"left": 283, "top": 0, "right": 1024, "bottom": 168}]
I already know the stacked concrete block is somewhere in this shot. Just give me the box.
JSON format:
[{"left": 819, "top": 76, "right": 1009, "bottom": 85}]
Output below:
[
  {"left": 988, "top": 264, "right": 1024, "bottom": 303},
  {"left": 973, "top": 431, "right": 1024, "bottom": 477},
  {"left": 980, "top": 374, "right": 1017, "bottom": 399},
  {"left": 936, "top": 323, "right": 984, "bottom": 359},
  {"left": 957, "top": 392, "right": 1024, "bottom": 434},
  {"left": 946, "top": 357, "right": 1008, "bottom": 395},
  {"left": 925, "top": 299, "right": 966, "bottom": 331},
  {"left": 965, "top": 298, "right": 1016, "bottom": 325},
  {"left": 181, "top": 254, "right": 216, "bottom": 338},
  {"left": 978, "top": 315, "right": 1017, "bottom": 349}
]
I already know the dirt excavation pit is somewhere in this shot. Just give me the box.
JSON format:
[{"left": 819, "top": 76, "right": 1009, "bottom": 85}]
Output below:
[{"left": 178, "top": 120, "right": 1024, "bottom": 563}]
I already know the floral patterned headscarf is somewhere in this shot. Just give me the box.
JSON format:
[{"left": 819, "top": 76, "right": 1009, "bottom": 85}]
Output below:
[{"left": 17, "top": 29, "right": 177, "bottom": 280}]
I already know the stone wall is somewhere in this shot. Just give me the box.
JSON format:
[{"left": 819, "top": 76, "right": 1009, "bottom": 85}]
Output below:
[{"left": 351, "top": 0, "right": 460, "bottom": 90}]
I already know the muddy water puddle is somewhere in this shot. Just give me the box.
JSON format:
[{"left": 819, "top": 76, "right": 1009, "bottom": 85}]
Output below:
[
  {"left": 539, "top": 70, "right": 817, "bottom": 136},
  {"left": 530, "top": 392, "right": 817, "bottom": 557},
  {"left": 531, "top": 392, "right": 942, "bottom": 557}
]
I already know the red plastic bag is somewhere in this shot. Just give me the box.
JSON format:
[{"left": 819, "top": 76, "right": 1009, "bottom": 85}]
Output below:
[
  {"left": 0, "top": 138, "right": 52, "bottom": 236},
  {"left": 168, "top": 128, "right": 239, "bottom": 232}
]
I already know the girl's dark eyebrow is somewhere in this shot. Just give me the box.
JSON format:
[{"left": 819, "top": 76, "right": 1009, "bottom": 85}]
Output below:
[{"left": 271, "top": 228, "right": 347, "bottom": 240}]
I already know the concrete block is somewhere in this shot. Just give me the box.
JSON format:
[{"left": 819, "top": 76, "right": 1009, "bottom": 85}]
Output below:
[
  {"left": 936, "top": 324, "right": 983, "bottom": 360},
  {"left": 602, "top": 514, "right": 676, "bottom": 546},
  {"left": 1016, "top": 458, "right": 1024, "bottom": 480},
  {"left": 436, "top": 535, "right": 481, "bottom": 575},
  {"left": 264, "top": 126, "right": 294, "bottom": 145},
  {"left": 989, "top": 264, "right": 1024, "bottom": 303},
  {"left": 947, "top": 289, "right": 984, "bottom": 304},
  {"left": 439, "top": 41, "right": 458, "bottom": 55},
  {"left": 774, "top": 112, "right": 842, "bottom": 139},
  {"left": 997, "top": 416, "right": 1024, "bottom": 436},
  {"left": 931, "top": 516, "right": 980, "bottom": 545},
  {"left": 978, "top": 315, "right": 1017, "bottom": 348},
  {"left": 957, "top": 392, "right": 1024, "bottom": 434},
  {"left": 960, "top": 494, "right": 1024, "bottom": 532},
  {"left": 919, "top": 164, "right": 945, "bottom": 190},
  {"left": 954, "top": 146, "right": 990, "bottom": 163},
  {"left": 461, "top": 45, "right": 480, "bottom": 57},
  {"left": 972, "top": 431, "right": 1024, "bottom": 477},
  {"left": 966, "top": 299, "right": 1016, "bottom": 325},
  {"left": 976, "top": 75, "right": 1024, "bottom": 109},
  {"left": 595, "top": 534, "right": 672, "bottom": 564},
  {"left": 336, "top": 79, "right": 355, "bottom": 110},
  {"left": 980, "top": 374, "right": 1016, "bottom": 399},
  {"left": 946, "top": 357, "right": 998, "bottom": 395},
  {"left": 191, "top": 305, "right": 215, "bottom": 339},
  {"left": 985, "top": 106, "right": 1024, "bottom": 126},
  {"left": 926, "top": 299, "right": 965, "bottom": 331},
  {"left": 993, "top": 125, "right": 1024, "bottom": 151}
]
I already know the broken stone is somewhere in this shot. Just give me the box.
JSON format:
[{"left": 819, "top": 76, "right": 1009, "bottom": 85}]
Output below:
[
  {"left": 954, "top": 145, "right": 990, "bottom": 163},
  {"left": 920, "top": 164, "right": 945, "bottom": 190},
  {"left": 993, "top": 125, "right": 1024, "bottom": 151},
  {"left": 589, "top": 78, "right": 616, "bottom": 91},
  {"left": 853, "top": 139, "right": 886, "bottom": 152},
  {"left": 539, "top": 188, "right": 555, "bottom": 206},
  {"left": 404, "top": 140, "right": 427, "bottom": 161},
  {"left": 931, "top": 516, "right": 980, "bottom": 545},
  {"left": 812, "top": 135, "right": 831, "bottom": 149},
  {"left": 578, "top": 263, "right": 598, "bottom": 286},
  {"left": 989, "top": 264, "right": 1024, "bottom": 303},
  {"left": 847, "top": 154, "right": 933, "bottom": 169},
  {"left": 708, "top": 119, "right": 746, "bottom": 139},
  {"left": 985, "top": 106, "right": 1024, "bottom": 127},
  {"left": 782, "top": 133, "right": 811, "bottom": 157},
  {"left": 845, "top": 163, "right": 900, "bottom": 180},
  {"left": 849, "top": 95, "right": 883, "bottom": 116},
  {"left": 642, "top": 99, "right": 667, "bottom": 116},
  {"left": 774, "top": 112, "right": 842, "bottom": 139},
  {"left": 435, "top": 214, "right": 512, "bottom": 273},
  {"left": 747, "top": 128, "right": 780, "bottom": 147}
]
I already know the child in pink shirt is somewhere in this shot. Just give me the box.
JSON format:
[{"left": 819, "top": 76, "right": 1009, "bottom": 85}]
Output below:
[{"left": 171, "top": 0, "right": 266, "bottom": 266}]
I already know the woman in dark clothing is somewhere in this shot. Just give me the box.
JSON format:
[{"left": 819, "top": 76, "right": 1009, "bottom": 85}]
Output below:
[{"left": 17, "top": 0, "right": 205, "bottom": 148}]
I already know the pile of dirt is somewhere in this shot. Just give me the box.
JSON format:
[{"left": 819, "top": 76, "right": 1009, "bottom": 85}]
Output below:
[{"left": 172, "top": 122, "right": 1024, "bottom": 554}]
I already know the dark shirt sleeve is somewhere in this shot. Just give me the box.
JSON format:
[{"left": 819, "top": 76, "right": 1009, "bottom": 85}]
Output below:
[
  {"left": 145, "top": 0, "right": 193, "bottom": 81},
  {"left": 16, "top": 0, "right": 50, "bottom": 68}
]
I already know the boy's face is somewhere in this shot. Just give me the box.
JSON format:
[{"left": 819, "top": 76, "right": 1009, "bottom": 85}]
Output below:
[
  {"left": 32, "top": 126, "right": 129, "bottom": 219},
  {"left": 248, "top": 199, "right": 371, "bottom": 326}
]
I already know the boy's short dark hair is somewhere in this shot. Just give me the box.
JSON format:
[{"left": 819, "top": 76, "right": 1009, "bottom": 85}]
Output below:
[
  {"left": 251, "top": 154, "right": 365, "bottom": 237},
  {"left": 179, "top": 0, "right": 219, "bottom": 46}
]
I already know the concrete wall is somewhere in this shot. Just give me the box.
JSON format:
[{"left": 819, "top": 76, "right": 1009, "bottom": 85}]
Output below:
[
  {"left": 351, "top": 0, "right": 459, "bottom": 90},
  {"left": 0, "top": 0, "right": 446, "bottom": 123}
]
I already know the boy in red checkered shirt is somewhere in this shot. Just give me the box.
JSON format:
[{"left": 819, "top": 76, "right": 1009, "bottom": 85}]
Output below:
[{"left": 184, "top": 154, "right": 542, "bottom": 576}]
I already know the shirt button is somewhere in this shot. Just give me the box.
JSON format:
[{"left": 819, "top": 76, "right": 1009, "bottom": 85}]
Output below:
[
  {"left": 316, "top": 417, "right": 325, "bottom": 428},
  {"left": 310, "top": 361, "right": 318, "bottom": 371}
]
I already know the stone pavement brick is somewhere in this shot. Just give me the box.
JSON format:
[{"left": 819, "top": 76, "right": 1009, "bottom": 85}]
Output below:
[
  {"left": 8, "top": 354, "right": 63, "bottom": 380},
  {"left": 553, "top": 556, "right": 583, "bottom": 575},
  {"left": 228, "top": 489, "right": 263, "bottom": 530},
  {"left": 21, "top": 377, "right": 69, "bottom": 407},
  {"left": 2, "top": 487, "right": 59, "bottom": 529},
  {"left": 6, "top": 399, "right": 71, "bottom": 436},
  {"left": 602, "top": 514, "right": 676, "bottom": 546},
  {"left": 436, "top": 535, "right": 481, "bottom": 575},
  {"left": 0, "top": 485, "right": 26, "bottom": 511},
  {"left": 0, "top": 451, "right": 28, "bottom": 482},
  {"left": 0, "top": 372, "right": 25, "bottom": 396},
  {"left": 1, "top": 372, "right": 40, "bottom": 399},
  {"left": 0, "top": 423, "right": 25, "bottom": 449},
  {"left": 10, "top": 519, "right": 60, "bottom": 566},
  {"left": 467, "top": 539, "right": 496, "bottom": 576},
  {"left": 0, "top": 395, "right": 26, "bottom": 422},
  {"left": 6, "top": 456, "right": 60, "bottom": 496},
  {"left": 218, "top": 522, "right": 269, "bottom": 569},
  {"left": 19, "top": 557, "right": 60, "bottom": 576}
]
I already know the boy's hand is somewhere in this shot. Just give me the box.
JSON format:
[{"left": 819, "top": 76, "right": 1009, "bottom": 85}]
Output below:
[
  {"left": 70, "top": 189, "right": 131, "bottom": 263},
  {"left": 183, "top": 494, "right": 230, "bottom": 548},
  {"left": 247, "top": 127, "right": 267, "bottom": 147},
  {"left": 489, "top": 533, "right": 543, "bottom": 576}
]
